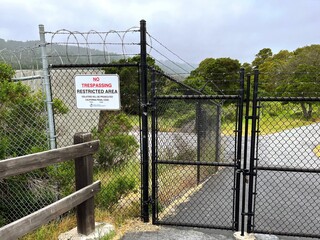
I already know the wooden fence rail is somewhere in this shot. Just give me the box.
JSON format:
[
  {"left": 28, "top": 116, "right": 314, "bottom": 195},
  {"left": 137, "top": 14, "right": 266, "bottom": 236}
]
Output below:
[{"left": 0, "top": 132, "right": 100, "bottom": 240}]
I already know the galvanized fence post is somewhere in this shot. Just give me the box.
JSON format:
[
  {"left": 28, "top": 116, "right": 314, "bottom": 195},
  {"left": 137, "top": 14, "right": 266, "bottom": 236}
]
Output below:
[{"left": 39, "top": 24, "right": 56, "bottom": 149}]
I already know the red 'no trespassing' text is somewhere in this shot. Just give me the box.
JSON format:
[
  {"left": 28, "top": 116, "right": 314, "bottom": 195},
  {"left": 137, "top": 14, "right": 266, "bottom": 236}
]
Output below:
[{"left": 81, "top": 83, "right": 112, "bottom": 88}]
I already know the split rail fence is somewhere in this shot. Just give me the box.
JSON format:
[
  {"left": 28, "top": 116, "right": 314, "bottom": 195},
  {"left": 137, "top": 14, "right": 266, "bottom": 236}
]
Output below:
[{"left": 0, "top": 132, "right": 100, "bottom": 240}]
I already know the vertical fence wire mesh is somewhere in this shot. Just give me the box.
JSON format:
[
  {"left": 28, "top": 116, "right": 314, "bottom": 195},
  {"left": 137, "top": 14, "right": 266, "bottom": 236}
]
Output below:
[
  {"left": 49, "top": 64, "right": 143, "bottom": 219},
  {"left": 0, "top": 69, "right": 56, "bottom": 226},
  {"left": 152, "top": 71, "right": 241, "bottom": 229},
  {"left": 0, "top": 27, "right": 144, "bottom": 226},
  {"left": 252, "top": 71, "right": 320, "bottom": 237}
]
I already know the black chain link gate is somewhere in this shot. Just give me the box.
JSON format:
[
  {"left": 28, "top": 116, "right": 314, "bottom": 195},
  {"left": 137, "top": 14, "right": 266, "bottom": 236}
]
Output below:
[{"left": 150, "top": 69, "right": 320, "bottom": 238}]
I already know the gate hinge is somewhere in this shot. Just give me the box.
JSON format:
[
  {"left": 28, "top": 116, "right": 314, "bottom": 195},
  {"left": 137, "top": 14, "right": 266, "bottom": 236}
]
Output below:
[
  {"left": 141, "top": 102, "right": 153, "bottom": 108},
  {"left": 236, "top": 169, "right": 246, "bottom": 174},
  {"left": 148, "top": 197, "right": 154, "bottom": 204},
  {"left": 242, "top": 169, "right": 250, "bottom": 175},
  {"left": 143, "top": 197, "right": 154, "bottom": 206},
  {"left": 242, "top": 212, "right": 255, "bottom": 216},
  {"left": 246, "top": 116, "right": 260, "bottom": 120}
]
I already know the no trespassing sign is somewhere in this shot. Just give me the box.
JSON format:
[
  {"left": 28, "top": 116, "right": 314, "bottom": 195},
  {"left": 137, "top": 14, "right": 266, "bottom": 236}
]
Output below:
[{"left": 74, "top": 74, "right": 121, "bottom": 110}]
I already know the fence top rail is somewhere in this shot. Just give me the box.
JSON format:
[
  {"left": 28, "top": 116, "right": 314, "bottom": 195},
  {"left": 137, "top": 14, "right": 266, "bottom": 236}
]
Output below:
[
  {"left": 156, "top": 94, "right": 239, "bottom": 100},
  {"left": 0, "top": 140, "right": 99, "bottom": 179},
  {"left": 258, "top": 96, "right": 320, "bottom": 102},
  {"left": 49, "top": 62, "right": 139, "bottom": 69},
  {"left": 0, "top": 180, "right": 101, "bottom": 240}
]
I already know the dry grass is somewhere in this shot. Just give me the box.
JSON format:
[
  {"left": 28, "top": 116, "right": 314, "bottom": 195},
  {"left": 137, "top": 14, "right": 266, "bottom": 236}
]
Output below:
[
  {"left": 21, "top": 209, "right": 153, "bottom": 240},
  {"left": 21, "top": 215, "right": 77, "bottom": 240},
  {"left": 313, "top": 145, "right": 320, "bottom": 158}
]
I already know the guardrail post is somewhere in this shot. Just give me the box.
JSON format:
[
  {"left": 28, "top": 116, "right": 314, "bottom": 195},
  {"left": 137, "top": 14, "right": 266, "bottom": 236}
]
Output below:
[{"left": 74, "top": 132, "right": 95, "bottom": 235}]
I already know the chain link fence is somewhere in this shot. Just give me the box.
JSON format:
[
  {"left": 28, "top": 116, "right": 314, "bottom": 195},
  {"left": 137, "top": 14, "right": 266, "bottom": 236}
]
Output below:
[
  {"left": 253, "top": 98, "right": 320, "bottom": 237},
  {"left": 0, "top": 23, "right": 145, "bottom": 226},
  {"left": 150, "top": 70, "right": 241, "bottom": 229},
  {"left": 0, "top": 71, "right": 57, "bottom": 226},
  {"left": 49, "top": 65, "right": 142, "bottom": 220}
]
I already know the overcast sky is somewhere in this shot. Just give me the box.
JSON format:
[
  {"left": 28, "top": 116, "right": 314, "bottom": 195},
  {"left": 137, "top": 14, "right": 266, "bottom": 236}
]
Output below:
[{"left": 1, "top": 0, "right": 319, "bottom": 64}]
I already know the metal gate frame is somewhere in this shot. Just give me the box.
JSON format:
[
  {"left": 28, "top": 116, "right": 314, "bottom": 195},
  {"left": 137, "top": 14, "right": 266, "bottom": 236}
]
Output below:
[
  {"left": 139, "top": 22, "right": 320, "bottom": 237},
  {"left": 246, "top": 70, "right": 320, "bottom": 238},
  {"left": 148, "top": 68, "right": 320, "bottom": 238},
  {"left": 149, "top": 68, "right": 246, "bottom": 230}
]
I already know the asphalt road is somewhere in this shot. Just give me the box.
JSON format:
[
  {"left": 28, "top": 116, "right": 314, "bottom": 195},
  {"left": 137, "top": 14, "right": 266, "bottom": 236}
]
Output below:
[
  {"left": 253, "top": 123, "right": 320, "bottom": 236},
  {"left": 150, "top": 123, "right": 320, "bottom": 238}
]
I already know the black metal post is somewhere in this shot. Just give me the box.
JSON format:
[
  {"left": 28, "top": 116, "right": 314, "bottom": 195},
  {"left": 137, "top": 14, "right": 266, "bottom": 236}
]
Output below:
[
  {"left": 241, "top": 73, "right": 251, "bottom": 235},
  {"left": 234, "top": 68, "right": 245, "bottom": 231},
  {"left": 215, "top": 105, "right": 221, "bottom": 165},
  {"left": 196, "top": 101, "right": 201, "bottom": 185},
  {"left": 140, "top": 19, "right": 149, "bottom": 222},
  {"left": 151, "top": 69, "right": 157, "bottom": 224},
  {"left": 247, "top": 69, "right": 259, "bottom": 233}
]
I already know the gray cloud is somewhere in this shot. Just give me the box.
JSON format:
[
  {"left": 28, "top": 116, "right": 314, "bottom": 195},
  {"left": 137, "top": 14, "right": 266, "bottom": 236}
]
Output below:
[{"left": 1, "top": 0, "right": 319, "bottom": 64}]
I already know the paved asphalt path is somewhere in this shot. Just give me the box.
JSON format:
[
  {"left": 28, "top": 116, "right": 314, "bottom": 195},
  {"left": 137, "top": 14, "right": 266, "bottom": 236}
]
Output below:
[
  {"left": 253, "top": 123, "right": 320, "bottom": 236},
  {"left": 121, "top": 226, "right": 314, "bottom": 240},
  {"left": 123, "top": 123, "right": 320, "bottom": 239}
]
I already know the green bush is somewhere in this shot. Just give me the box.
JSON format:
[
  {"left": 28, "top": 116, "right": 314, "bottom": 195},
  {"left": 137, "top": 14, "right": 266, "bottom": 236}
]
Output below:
[
  {"left": 0, "top": 63, "right": 69, "bottom": 226},
  {"left": 97, "top": 176, "right": 136, "bottom": 208},
  {"left": 0, "top": 177, "right": 56, "bottom": 224},
  {"left": 173, "top": 111, "right": 196, "bottom": 129},
  {"left": 96, "top": 164, "right": 138, "bottom": 208},
  {"left": 93, "top": 113, "right": 138, "bottom": 168}
]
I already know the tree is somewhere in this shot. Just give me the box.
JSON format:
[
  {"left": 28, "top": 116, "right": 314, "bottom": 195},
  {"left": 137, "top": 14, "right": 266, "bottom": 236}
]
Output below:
[
  {"left": 0, "top": 62, "right": 68, "bottom": 225},
  {"left": 0, "top": 63, "right": 47, "bottom": 158},
  {"left": 252, "top": 48, "right": 273, "bottom": 67},
  {"left": 103, "top": 56, "right": 161, "bottom": 113},
  {"left": 186, "top": 57, "right": 241, "bottom": 95},
  {"left": 258, "top": 50, "right": 293, "bottom": 95},
  {"left": 241, "top": 62, "right": 252, "bottom": 74},
  {"left": 258, "top": 45, "right": 320, "bottom": 119},
  {"left": 98, "top": 55, "right": 163, "bottom": 131},
  {"left": 283, "top": 45, "right": 320, "bottom": 118},
  {"left": 95, "top": 56, "right": 163, "bottom": 168}
]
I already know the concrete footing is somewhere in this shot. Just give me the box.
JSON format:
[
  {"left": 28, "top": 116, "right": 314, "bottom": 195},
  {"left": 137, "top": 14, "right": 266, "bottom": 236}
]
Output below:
[
  {"left": 234, "top": 231, "right": 279, "bottom": 240},
  {"left": 234, "top": 232, "right": 256, "bottom": 240},
  {"left": 58, "top": 222, "right": 114, "bottom": 240}
]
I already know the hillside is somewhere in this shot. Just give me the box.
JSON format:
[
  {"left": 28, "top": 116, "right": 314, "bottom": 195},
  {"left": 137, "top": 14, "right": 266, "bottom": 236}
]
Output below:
[{"left": 0, "top": 38, "right": 196, "bottom": 79}]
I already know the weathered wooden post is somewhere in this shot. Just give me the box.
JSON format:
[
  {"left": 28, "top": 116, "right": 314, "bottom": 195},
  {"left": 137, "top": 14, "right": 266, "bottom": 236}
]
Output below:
[{"left": 74, "top": 132, "right": 95, "bottom": 235}]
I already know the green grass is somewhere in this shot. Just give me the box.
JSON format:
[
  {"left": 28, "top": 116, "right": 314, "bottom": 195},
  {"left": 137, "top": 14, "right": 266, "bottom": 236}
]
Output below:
[
  {"left": 221, "top": 115, "right": 316, "bottom": 136},
  {"left": 221, "top": 102, "right": 319, "bottom": 136}
]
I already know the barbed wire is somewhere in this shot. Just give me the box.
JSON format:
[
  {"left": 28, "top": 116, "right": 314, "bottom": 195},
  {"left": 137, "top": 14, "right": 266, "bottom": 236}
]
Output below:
[
  {"left": 259, "top": 71, "right": 320, "bottom": 76},
  {"left": 146, "top": 34, "right": 195, "bottom": 79},
  {"left": 45, "top": 27, "right": 141, "bottom": 65},
  {"left": 148, "top": 35, "right": 195, "bottom": 70},
  {"left": 0, "top": 47, "right": 42, "bottom": 75}
]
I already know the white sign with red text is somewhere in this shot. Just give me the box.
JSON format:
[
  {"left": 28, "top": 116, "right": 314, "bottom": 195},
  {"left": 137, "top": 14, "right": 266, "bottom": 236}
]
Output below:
[{"left": 75, "top": 74, "right": 120, "bottom": 110}]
